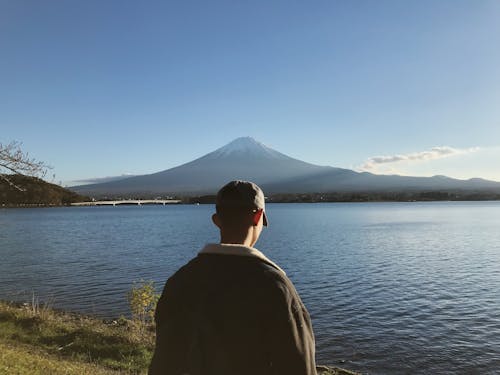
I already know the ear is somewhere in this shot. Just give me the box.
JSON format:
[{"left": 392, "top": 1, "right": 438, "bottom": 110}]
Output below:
[
  {"left": 212, "top": 213, "right": 222, "bottom": 229},
  {"left": 252, "top": 209, "right": 263, "bottom": 226}
]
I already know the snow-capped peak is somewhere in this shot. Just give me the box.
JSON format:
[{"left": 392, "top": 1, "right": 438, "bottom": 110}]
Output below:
[
  {"left": 209, "top": 137, "right": 288, "bottom": 159},
  {"left": 218, "top": 137, "right": 265, "bottom": 153}
]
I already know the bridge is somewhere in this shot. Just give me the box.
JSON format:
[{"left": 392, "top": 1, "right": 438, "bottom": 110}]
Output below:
[{"left": 71, "top": 199, "right": 182, "bottom": 206}]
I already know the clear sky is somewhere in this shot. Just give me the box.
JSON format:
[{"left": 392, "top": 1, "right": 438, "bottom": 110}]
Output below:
[{"left": 1, "top": 0, "right": 499, "bottom": 185}]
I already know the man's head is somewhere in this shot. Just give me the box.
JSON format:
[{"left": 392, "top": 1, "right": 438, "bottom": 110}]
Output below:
[{"left": 212, "top": 180, "right": 268, "bottom": 246}]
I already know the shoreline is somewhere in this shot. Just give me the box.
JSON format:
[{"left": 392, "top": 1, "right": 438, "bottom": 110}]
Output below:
[
  {"left": 0, "top": 300, "right": 360, "bottom": 375},
  {"left": 3, "top": 197, "right": 500, "bottom": 209}
]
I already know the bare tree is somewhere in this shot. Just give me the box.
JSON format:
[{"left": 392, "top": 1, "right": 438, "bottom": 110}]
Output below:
[{"left": 0, "top": 141, "right": 51, "bottom": 191}]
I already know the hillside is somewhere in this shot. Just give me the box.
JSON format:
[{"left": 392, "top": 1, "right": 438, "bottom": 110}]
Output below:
[{"left": 0, "top": 174, "right": 87, "bottom": 206}]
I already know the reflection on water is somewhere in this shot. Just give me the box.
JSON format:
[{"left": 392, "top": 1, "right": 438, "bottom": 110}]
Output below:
[{"left": 1, "top": 202, "right": 500, "bottom": 374}]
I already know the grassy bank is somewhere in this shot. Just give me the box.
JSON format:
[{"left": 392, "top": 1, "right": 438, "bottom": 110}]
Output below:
[
  {"left": 0, "top": 300, "right": 152, "bottom": 374},
  {"left": 0, "top": 300, "right": 359, "bottom": 374}
]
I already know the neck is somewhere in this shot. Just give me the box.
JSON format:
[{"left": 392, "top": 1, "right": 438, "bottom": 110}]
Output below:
[{"left": 220, "top": 228, "right": 254, "bottom": 247}]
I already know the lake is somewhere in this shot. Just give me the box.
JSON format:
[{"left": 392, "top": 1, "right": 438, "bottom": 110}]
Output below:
[{"left": 1, "top": 202, "right": 499, "bottom": 374}]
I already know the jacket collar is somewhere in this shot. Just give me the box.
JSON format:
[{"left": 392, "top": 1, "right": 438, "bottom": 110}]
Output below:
[{"left": 199, "top": 243, "right": 286, "bottom": 275}]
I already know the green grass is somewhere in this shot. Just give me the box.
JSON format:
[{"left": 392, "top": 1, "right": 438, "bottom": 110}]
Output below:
[
  {"left": 0, "top": 301, "right": 153, "bottom": 374},
  {"left": 0, "top": 300, "right": 359, "bottom": 375},
  {"left": 0, "top": 340, "right": 119, "bottom": 375}
]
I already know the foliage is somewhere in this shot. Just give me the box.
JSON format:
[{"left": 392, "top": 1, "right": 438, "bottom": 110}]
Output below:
[
  {"left": 127, "top": 281, "right": 160, "bottom": 326},
  {"left": 0, "top": 174, "right": 87, "bottom": 206}
]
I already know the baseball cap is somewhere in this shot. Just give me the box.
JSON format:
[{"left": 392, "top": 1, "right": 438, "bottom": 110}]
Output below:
[{"left": 216, "top": 180, "right": 268, "bottom": 226}]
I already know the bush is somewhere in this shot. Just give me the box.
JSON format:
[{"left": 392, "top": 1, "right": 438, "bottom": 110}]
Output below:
[{"left": 127, "top": 281, "right": 160, "bottom": 326}]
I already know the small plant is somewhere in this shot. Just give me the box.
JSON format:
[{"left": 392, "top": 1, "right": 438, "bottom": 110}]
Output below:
[
  {"left": 127, "top": 280, "right": 160, "bottom": 327},
  {"left": 29, "top": 290, "right": 54, "bottom": 320}
]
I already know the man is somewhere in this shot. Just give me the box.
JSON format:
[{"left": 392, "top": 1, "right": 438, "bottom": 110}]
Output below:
[{"left": 149, "top": 180, "right": 317, "bottom": 375}]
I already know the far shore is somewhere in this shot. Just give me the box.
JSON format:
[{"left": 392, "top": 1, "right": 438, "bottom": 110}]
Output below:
[{"left": 3, "top": 194, "right": 500, "bottom": 209}]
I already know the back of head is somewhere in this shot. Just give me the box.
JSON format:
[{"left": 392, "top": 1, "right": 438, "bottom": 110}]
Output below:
[{"left": 216, "top": 180, "right": 267, "bottom": 228}]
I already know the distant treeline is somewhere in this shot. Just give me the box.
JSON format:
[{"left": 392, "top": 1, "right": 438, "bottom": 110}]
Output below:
[
  {"left": 270, "top": 191, "right": 500, "bottom": 202},
  {"left": 8, "top": 178, "right": 498, "bottom": 207},
  {"left": 0, "top": 174, "right": 88, "bottom": 207},
  {"left": 185, "top": 190, "right": 500, "bottom": 204}
]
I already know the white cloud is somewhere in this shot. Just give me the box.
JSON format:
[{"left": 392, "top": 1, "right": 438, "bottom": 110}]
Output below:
[{"left": 359, "top": 146, "right": 480, "bottom": 172}]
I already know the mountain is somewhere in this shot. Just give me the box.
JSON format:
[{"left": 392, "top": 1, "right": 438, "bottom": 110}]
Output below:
[
  {"left": 264, "top": 169, "right": 500, "bottom": 193},
  {"left": 71, "top": 137, "right": 500, "bottom": 197},
  {"left": 72, "top": 137, "right": 334, "bottom": 196}
]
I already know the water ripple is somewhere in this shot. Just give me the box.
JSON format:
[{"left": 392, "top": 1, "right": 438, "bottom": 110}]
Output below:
[{"left": 1, "top": 202, "right": 500, "bottom": 374}]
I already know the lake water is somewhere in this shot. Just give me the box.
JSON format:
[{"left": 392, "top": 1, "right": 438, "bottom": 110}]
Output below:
[{"left": 1, "top": 202, "right": 500, "bottom": 374}]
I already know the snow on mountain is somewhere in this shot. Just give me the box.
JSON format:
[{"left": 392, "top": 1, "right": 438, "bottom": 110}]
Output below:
[{"left": 205, "top": 137, "right": 291, "bottom": 160}]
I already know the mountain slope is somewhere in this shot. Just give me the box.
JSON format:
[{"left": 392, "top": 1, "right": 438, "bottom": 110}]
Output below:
[
  {"left": 72, "top": 137, "right": 333, "bottom": 196},
  {"left": 72, "top": 137, "right": 500, "bottom": 197},
  {"left": 263, "top": 169, "right": 500, "bottom": 193}
]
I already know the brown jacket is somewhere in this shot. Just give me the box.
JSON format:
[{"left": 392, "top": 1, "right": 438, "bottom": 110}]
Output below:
[{"left": 149, "top": 244, "right": 316, "bottom": 375}]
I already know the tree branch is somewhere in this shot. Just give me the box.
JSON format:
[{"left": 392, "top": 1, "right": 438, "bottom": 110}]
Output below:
[{"left": 0, "top": 141, "right": 51, "bottom": 191}]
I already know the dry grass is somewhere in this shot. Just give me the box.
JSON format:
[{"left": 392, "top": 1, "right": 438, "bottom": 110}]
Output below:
[
  {"left": 0, "top": 301, "right": 153, "bottom": 374},
  {"left": 0, "top": 340, "right": 119, "bottom": 375}
]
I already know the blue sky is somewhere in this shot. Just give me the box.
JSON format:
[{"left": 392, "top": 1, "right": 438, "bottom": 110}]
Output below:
[{"left": 1, "top": 0, "right": 499, "bottom": 185}]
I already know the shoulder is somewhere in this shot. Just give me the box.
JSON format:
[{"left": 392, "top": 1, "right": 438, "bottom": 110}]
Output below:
[
  {"left": 161, "top": 253, "right": 297, "bottom": 297},
  {"left": 160, "top": 255, "right": 205, "bottom": 291}
]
